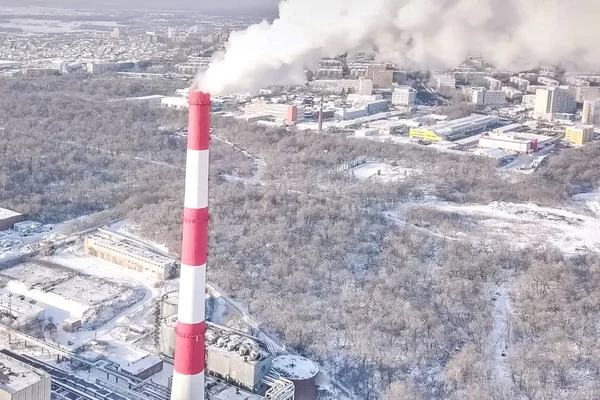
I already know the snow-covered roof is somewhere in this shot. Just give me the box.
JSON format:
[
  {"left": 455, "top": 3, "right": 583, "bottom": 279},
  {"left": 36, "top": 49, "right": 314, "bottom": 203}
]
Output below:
[
  {"left": 0, "top": 354, "right": 48, "bottom": 393},
  {"left": 271, "top": 355, "right": 319, "bottom": 380},
  {"left": 0, "top": 208, "right": 21, "bottom": 221}
]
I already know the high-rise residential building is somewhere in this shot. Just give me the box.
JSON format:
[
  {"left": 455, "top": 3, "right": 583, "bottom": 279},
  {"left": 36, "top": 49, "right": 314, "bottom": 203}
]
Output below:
[
  {"left": 565, "top": 124, "right": 594, "bottom": 145},
  {"left": 483, "top": 90, "right": 506, "bottom": 105},
  {"left": 582, "top": 98, "right": 600, "bottom": 125},
  {"left": 434, "top": 74, "right": 456, "bottom": 97},
  {"left": 534, "top": 86, "right": 577, "bottom": 120},
  {"left": 574, "top": 86, "right": 600, "bottom": 103},
  {"left": 538, "top": 76, "right": 560, "bottom": 87},
  {"left": 510, "top": 76, "right": 531, "bottom": 91},
  {"left": 366, "top": 65, "right": 393, "bottom": 89},
  {"left": 484, "top": 76, "right": 502, "bottom": 90},
  {"left": 471, "top": 88, "right": 506, "bottom": 106},
  {"left": 472, "top": 88, "right": 486, "bottom": 105},
  {"left": 392, "top": 85, "right": 417, "bottom": 106}
]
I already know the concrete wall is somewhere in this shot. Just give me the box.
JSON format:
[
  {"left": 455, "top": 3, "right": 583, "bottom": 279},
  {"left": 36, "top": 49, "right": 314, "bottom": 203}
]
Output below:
[
  {"left": 0, "top": 376, "right": 51, "bottom": 400},
  {"left": 0, "top": 215, "right": 23, "bottom": 232}
]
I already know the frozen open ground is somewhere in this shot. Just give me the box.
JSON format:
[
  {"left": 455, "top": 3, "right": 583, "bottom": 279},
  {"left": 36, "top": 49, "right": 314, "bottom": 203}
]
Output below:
[
  {"left": 350, "top": 162, "right": 416, "bottom": 183},
  {"left": 393, "top": 192, "right": 600, "bottom": 254}
]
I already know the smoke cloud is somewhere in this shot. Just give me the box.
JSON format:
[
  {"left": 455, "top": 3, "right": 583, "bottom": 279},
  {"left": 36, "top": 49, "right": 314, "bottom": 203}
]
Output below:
[{"left": 195, "top": 0, "right": 600, "bottom": 95}]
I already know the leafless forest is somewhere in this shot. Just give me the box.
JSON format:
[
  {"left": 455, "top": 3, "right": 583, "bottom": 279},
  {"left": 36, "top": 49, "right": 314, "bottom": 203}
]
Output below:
[{"left": 2, "top": 76, "right": 600, "bottom": 399}]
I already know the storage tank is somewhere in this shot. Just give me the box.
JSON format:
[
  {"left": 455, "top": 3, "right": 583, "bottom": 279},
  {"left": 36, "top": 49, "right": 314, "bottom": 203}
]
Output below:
[
  {"left": 271, "top": 355, "right": 319, "bottom": 400},
  {"left": 159, "top": 315, "right": 177, "bottom": 357},
  {"left": 160, "top": 291, "right": 179, "bottom": 318}
]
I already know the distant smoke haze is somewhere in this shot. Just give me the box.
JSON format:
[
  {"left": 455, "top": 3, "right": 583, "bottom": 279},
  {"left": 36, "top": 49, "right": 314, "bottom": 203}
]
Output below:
[{"left": 196, "top": 0, "right": 600, "bottom": 95}]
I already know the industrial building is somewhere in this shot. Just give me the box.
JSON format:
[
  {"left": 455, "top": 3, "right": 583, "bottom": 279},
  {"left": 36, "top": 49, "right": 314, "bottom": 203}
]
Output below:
[
  {"left": 409, "top": 114, "right": 499, "bottom": 142},
  {"left": 243, "top": 101, "right": 303, "bottom": 124},
  {"left": 0, "top": 209, "right": 23, "bottom": 232},
  {"left": 84, "top": 233, "right": 176, "bottom": 280},
  {"left": 534, "top": 86, "right": 577, "bottom": 120},
  {"left": 0, "top": 352, "right": 51, "bottom": 400},
  {"left": 478, "top": 133, "right": 538, "bottom": 154},
  {"left": 13, "top": 221, "right": 41, "bottom": 234},
  {"left": 565, "top": 124, "right": 594, "bottom": 145},
  {"left": 161, "top": 96, "right": 189, "bottom": 110},
  {"left": 86, "top": 61, "right": 135, "bottom": 74},
  {"left": 392, "top": 86, "right": 416, "bottom": 106}
]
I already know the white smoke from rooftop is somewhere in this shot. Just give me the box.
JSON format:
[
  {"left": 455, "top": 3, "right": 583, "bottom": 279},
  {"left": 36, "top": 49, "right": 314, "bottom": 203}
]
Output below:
[{"left": 195, "top": 0, "right": 600, "bottom": 95}]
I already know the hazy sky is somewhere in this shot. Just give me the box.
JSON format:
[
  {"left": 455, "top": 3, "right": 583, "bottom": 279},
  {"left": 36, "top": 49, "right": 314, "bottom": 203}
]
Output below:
[{"left": 0, "top": 0, "right": 280, "bottom": 13}]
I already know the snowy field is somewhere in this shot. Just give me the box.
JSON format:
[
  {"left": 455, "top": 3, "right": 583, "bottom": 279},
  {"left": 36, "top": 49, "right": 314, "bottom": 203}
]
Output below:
[
  {"left": 0, "top": 261, "right": 73, "bottom": 289},
  {"left": 395, "top": 193, "right": 600, "bottom": 254},
  {"left": 351, "top": 162, "right": 416, "bottom": 183}
]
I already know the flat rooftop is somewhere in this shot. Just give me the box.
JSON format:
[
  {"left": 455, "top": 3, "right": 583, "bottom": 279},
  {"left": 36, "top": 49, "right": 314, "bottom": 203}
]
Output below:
[
  {"left": 87, "top": 233, "right": 175, "bottom": 267},
  {"left": 206, "top": 378, "right": 263, "bottom": 400},
  {"left": 0, "top": 208, "right": 21, "bottom": 221},
  {"left": 0, "top": 354, "right": 48, "bottom": 393}
]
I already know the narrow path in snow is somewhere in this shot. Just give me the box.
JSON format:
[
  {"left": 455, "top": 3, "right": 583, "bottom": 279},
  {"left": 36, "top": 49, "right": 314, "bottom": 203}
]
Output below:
[
  {"left": 487, "top": 283, "right": 513, "bottom": 392},
  {"left": 212, "top": 134, "right": 266, "bottom": 185}
]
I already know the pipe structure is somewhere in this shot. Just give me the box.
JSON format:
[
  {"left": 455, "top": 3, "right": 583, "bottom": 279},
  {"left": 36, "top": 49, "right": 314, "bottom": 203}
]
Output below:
[
  {"left": 317, "top": 97, "right": 324, "bottom": 133},
  {"left": 171, "top": 90, "right": 210, "bottom": 400}
]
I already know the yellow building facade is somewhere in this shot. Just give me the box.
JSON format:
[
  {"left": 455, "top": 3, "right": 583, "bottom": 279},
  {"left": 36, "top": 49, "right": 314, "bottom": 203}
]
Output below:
[
  {"left": 409, "top": 128, "right": 443, "bottom": 142},
  {"left": 565, "top": 124, "right": 594, "bottom": 145}
]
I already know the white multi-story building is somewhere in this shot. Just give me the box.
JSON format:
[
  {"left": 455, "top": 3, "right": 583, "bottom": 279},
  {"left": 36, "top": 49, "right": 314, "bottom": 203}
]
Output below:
[
  {"left": 566, "top": 77, "right": 590, "bottom": 87},
  {"left": 527, "top": 85, "right": 546, "bottom": 94},
  {"left": 522, "top": 94, "right": 537, "bottom": 108},
  {"left": 392, "top": 85, "right": 417, "bottom": 106},
  {"left": 534, "top": 86, "right": 577, "bottom": 120},
  {"left": 502, "top": 86, "right": 523, "bottom": 101},
  {"left": 484, "top": 76, "right": 502, "bottom": 90},
  {"left": 582, "top": 98, "right": 600, "bottom": 125},
  {"left": 479, "top": 133, "right": 538, "bottom": 154},
  {"left": 484, "top": 90, "right": 506, "bottom": 105},
  {"left": 471, "top": 88, "right": 486, "bottom": 105},
  {"left": 574, "top": 86, "right": 600, "bottom": 103},
  {"left": 434, "top": 74, "right": 456, "bottom": 96},
  {"left": 510, "top": 76, "right": 530, "bottom": 91},
  {"left": 471, "top": 88, "right": 506, "bottom": 106},
  {"left": 538, "top": 76, "right": 560, "bottom": 87},
  {"left": 308, "top": 78, "right": 373, "bottom": 96}
]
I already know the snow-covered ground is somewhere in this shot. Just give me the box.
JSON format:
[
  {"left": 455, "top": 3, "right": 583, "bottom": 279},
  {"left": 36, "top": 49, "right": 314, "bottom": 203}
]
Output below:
[
  {"left": 393, "top": 197, "right": 600, "bottom": 254},
  {"left": 350, "top": 162, "right": 416, "bottom": 183},
  {"left": 571, "top": 190, "right": 600, "bottom": 218}
]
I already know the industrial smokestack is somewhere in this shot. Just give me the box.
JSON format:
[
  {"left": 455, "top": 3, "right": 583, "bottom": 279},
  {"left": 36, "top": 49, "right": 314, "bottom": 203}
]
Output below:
[
  {"left": 317, "top": 97, "right": 323, "bottom": 133},
  {"left": 171, "top": 90, "right": 210, "bottom": 400}
]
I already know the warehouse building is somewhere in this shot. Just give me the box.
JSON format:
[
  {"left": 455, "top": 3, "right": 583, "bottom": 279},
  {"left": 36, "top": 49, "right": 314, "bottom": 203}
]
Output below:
[
  {"left": 409, "top": 114, "right": 499, "bottom": 142},
  {"left": 244, "top": 101, "right": 304, "bottom": 124},
  {"left": 84, "top": 233, "right": 176, "bottom": 280},
  {"left": 0, "top": 352, "right": 51, "bottom": 400},
  {"left": 0, "top": 209, "right": 23, "bottom": 232},
  {"left": 478, "top": 133, "right": 538, "bottom": 154}
]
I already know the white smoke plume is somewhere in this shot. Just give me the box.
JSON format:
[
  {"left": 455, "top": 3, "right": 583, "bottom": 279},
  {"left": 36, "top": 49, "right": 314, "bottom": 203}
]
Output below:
[{"left": 195, "top": 0, "right": 600, "bottom": 95}]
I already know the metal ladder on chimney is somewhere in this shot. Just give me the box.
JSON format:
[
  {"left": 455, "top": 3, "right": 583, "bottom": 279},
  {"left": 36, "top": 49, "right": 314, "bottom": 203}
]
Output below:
[{"left": 262, "top": 373, "right": 295, "bottom": 400}]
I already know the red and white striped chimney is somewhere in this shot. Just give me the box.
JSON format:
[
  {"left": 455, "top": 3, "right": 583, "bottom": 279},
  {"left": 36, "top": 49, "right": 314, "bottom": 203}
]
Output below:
[{"left": 171, "top": 90, "right": 210, "bottom": 400}]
